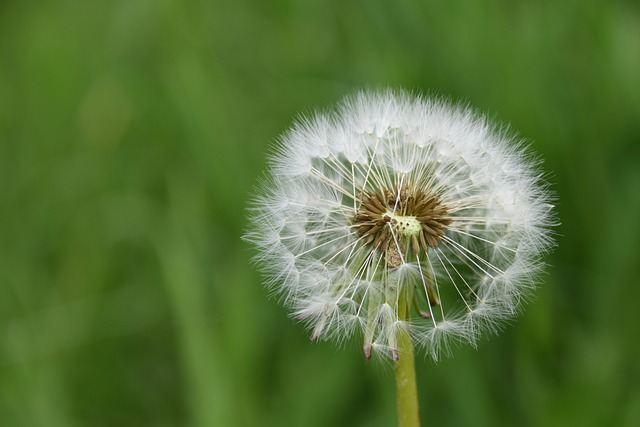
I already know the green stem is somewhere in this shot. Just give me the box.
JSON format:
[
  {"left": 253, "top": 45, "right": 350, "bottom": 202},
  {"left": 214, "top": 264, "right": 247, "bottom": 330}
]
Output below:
[{"left": 395, "top": 295, "right": 421, "bottom": 427}]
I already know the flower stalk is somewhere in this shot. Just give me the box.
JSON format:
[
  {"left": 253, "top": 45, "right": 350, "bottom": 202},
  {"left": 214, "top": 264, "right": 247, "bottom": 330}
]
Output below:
[{"left": 395, "top": 287, "right": 421, "bottom": 427}]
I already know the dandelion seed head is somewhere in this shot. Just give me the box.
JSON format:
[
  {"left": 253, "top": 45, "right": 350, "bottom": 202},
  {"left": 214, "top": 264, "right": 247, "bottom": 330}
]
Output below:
[{"left": 245, "top": 89, "right": 555, "bottom": 360}]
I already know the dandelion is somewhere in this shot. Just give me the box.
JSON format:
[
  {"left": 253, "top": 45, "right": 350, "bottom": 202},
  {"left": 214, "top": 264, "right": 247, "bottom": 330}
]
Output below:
[{"left": 245, "top": 89, "right": 554, "bottom": 426}]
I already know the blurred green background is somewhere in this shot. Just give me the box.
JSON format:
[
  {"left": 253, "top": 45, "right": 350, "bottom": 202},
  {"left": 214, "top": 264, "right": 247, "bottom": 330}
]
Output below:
[{"left": 1, "top": 0, "right": 639, "bottom": 426}]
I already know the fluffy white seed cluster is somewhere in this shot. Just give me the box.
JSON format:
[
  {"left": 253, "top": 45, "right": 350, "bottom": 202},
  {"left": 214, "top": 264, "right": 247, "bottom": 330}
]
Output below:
[{"left": 246, "top": 90, "right": 554, "bottom": 361}]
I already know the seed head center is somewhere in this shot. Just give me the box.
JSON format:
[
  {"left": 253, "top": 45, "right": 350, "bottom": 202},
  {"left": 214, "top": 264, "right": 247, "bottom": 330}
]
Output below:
[
  {"left": 353, "top": 186, "right": 452, "bottom": 264},
  {"left": 387, "top": 213, "right": 421, "bottom": 237}
]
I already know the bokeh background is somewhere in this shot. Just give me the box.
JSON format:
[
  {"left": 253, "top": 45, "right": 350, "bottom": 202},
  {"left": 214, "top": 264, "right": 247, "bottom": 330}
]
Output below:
[{"left": 1, "top": 1, "right": 639, "bottom": 426}]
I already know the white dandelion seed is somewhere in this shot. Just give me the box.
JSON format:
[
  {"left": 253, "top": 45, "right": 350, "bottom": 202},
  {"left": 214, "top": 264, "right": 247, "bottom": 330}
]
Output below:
[{"left": 245, "top": 89, "right": 555, "bottom": 361}]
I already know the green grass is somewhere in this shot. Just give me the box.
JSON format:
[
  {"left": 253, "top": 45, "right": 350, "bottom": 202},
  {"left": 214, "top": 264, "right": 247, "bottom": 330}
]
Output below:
[{"left": 1, "top": 0, "right": 639, "bottom": 426}]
